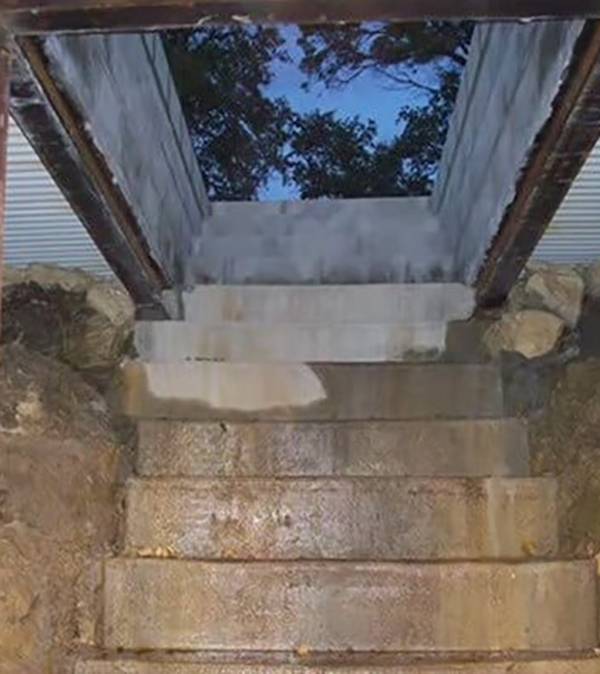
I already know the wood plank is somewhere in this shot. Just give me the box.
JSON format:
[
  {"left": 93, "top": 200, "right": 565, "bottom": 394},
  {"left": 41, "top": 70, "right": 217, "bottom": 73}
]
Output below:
[
  {"left": 3, "top": 1, "right": 600, "bottom": 35},
  {"left": 10, "top": 37, "right": 170, "bottom": 316},
  {"left": 476, "top": 20, "right": 600, "bottom": 306}
]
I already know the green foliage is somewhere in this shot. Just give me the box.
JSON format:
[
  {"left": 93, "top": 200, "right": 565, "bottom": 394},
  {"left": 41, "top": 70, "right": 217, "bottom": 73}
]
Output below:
[
  {"left": 165, "top": 26, "right": 292, "bottom": 200},
  {"left": 164, "top": 21, "right": 472, "bottom": 200}
]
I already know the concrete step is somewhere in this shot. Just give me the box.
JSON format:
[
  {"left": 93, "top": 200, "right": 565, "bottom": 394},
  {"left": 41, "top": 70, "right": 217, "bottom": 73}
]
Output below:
[
  {"left": 182, "top": 284, "right": 473, "bottom": 324},
  {"left": 122, "top": 362, "right": 503, "bottom": 421},
  {"left": 137, "top": 419, "right": 529, "bottom": 478},
  {"left": 103, "top": 559, "right": 596, "bottom": 652},
  {"left": 134, "top": 321, "right": 449, "bottom": 363},
  {"left": 124, "top": 477, "right": 557, "bottom": 560},
  {"left": 76, "top": 657, "right": 600, "bottom": 674}
]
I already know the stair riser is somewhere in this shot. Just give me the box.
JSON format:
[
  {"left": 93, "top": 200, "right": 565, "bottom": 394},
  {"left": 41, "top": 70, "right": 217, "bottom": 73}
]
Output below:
[
  {"left": 103, "top": 560, "right": 596, "bottom": 652},
  {"left": 134, "top": 322, "right": 448, "bottom": 363},
  {"left": 123, "top": 363, "right": 503, "bottom": 421},
  {"left": 137, "top": 419, "right": 529, "bottom": 478},
  {"left": 182, "top": 284, "right": 473, "bottom": 324},
  {"left": 125, "top": 478, "right": 558, "bottom": 560}
]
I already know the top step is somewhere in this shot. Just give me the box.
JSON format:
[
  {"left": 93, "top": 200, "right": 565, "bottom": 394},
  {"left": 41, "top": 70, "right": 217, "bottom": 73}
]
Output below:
[{"left": 182, "top": 284, "right": 474, "bottom": 324}]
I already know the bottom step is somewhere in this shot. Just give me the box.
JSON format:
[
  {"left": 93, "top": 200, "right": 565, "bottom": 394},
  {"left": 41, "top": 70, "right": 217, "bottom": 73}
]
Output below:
[{"left": 77, "top": 658, "right": 600, "bottom": 673}]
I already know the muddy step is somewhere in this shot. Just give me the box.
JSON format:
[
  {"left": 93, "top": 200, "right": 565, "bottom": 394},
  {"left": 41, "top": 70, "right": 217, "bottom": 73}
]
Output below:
[
  {"left": 182, "top": 284, "right": 474, "bottom": 324},
  {"left": 124, "top": 477, "right": 557, "bottom": 560},
  {"left": 134, "top": 321, "right": 451, "bottom": 363},
  {"left": 76, "top": 657, "right": 600, "bottom": 674},
  {"left": 122, "top": 362, "right": 503, "bottom": 421},
  {"left": 103, "top": 559, "right": 596, "bottom": 652},
  {"left": 137, "top": 418, "right": 529, "bottom": 478}
]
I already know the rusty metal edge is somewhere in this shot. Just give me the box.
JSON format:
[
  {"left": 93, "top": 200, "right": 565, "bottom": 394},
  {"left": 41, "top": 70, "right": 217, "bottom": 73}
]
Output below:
[
  {"left": 10, "top": 36, "right": 171, "bottom": 317},
  {"left": 476, "top": 19, "right": 600, "bottom": 307},
  {"left": 3, "top": 0, "right": 600, "bottom": 35}
]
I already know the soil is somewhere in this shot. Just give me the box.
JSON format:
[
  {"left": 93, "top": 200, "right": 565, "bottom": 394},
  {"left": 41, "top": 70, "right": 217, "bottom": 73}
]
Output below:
[
  {"left": 528, "top": 357, "right": 600, "bottom": 557},
  {"left": 0, "top": 345, "right": 130, "bottom": 674}
]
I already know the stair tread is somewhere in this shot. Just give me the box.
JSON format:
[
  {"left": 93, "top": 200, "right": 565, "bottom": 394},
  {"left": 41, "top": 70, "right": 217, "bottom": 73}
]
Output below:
[
  {"left": 124, "top": 476, "right": 557, "bottom": 560},
  {"left": 137, "top": 418, "right": 529, "bottom": 478},
  {"left": 182, "top": 283, "right": 473, "bottom": 325},
  {"left": 103, "top": 559, "right": 596, "bottom": 652},
  {"left": 123, "top": 362, "right": 503, "bottom": 421},
  {"left": 134, "top": 321, "right": 450, "bottom": 363}
]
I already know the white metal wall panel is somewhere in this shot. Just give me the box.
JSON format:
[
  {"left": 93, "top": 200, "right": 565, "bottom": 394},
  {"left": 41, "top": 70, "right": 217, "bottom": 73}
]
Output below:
[
  {"left": 4, "top": 117, "right": 112, "bottom": 276},
  {"left": 534, "top": 138, "right": 600, "bottom": 263}
]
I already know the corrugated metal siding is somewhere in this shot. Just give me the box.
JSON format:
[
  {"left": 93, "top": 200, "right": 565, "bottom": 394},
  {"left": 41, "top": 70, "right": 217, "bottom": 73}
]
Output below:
[
  {"left": 534, "top": 138, "right": 600, "bottom": 263},
  {"left": 3, "top": 117, "right": 112, "bottom": 275}
]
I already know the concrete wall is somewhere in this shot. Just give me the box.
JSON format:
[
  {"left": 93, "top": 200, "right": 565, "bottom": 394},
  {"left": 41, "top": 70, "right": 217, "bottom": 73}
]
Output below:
[
  {"left": 432, "top": 20, "right": 585, "bottom": 283},
  {"left": 193, "top": 197, "right": 451, "bottom": 284},
  {"left": 43, "top": 33, "right": 209, "bottom": 287}
]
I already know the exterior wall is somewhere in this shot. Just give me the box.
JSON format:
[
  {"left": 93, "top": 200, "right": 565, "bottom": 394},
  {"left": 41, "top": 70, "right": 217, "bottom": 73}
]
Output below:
[
  {"left": 533, "top": 136, "right": 600, "bottom": 263},
  {"left": 193, "top": 197, "right": 452, "bottom": 284},
  {"left": 433, "top": 20, "right": 585, "bottom": 283},
  {"left": 43, "top": 33, "right": 209, "bottom": 286},
  {"left": 5, "top": 117, "right": 112, "bottom": 275}
]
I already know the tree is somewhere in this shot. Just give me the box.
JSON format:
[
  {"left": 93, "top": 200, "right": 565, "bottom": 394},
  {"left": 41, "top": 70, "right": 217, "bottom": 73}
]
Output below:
[
  {"left": 287, "top": 111, "right": 424, "bottom": 199},
  {"left": 164, "top": 21, "right": 473, "bottom": 200},
  {"left": 297, "top": 21, "right": 473, "bottom": 193},
  {"left": 164, "top": 26, "right": 292, "bottom": 200},
  {"left": 298, "top": 21, "right": 471, "bottom": 93}
]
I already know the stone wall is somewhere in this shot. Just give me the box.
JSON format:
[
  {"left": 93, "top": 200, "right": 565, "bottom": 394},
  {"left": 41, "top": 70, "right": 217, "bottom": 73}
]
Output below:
[
  {"left": 432, "top": 20, "right": 585, "bottom": 282},
  {"left": 43, "top": 33, "right": 210, "bottom": 287}
]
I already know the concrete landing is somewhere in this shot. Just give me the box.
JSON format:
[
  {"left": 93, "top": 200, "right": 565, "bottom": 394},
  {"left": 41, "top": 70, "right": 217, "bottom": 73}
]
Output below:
[
  {"left": 182, "top": 284, "right": 473, "bottom": 324},
  {"left": 137, "top": 419, "right": 529, "bottom": 478},
  {"left": 103, "top": 559, "right": 596, "bottom": 652},
  {"left": 76, "top": 658, "right": 600, "bottom": 674},
  {"left": 122, "top": 362, "right": 503, "bottom": 421},
  {"left": 124, "top": 477, "right": 557, "bottom": 560},
  {"left": 134, "top": 321, "right": 449, "bottom": 363}
]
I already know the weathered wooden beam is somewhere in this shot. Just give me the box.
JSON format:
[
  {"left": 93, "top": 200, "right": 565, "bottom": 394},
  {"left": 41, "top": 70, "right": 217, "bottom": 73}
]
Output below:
[
  {"left": 476, "top": 20, "right": 600, "bottom": 307},
  {"left": 10, "top": 37, "right": 170, "bottom": 317},
  {"left": 0, "top": 34, "right": 10, "bottom": 336},
  {"left": 3, "top": 0, "right": 600, "bottom": 34}
]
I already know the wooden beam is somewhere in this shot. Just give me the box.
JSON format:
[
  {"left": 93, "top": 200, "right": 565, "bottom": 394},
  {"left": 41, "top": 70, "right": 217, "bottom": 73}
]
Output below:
[
  {"left": 0, "top": 35, "right": 10, "bottom": 336},
  {"left": 10, "top": 37, "right": 170, "bottom": 317},
  {"left": 476, "top": 20, "right": 600, "bottom": 306},
  {"left": 3, "top": 0, "right": 600, "bottom": 35}
]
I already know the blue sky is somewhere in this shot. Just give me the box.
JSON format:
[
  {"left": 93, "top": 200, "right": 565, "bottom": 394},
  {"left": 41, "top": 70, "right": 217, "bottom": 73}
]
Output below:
[{"left": 259, "top": 25, "right": 424, "bottom": 200}]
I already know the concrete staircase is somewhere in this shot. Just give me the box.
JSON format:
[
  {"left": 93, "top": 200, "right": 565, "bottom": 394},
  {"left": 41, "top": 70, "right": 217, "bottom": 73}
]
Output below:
[{"left": 78, "top": 284, "right": 599, "bottom": 673}]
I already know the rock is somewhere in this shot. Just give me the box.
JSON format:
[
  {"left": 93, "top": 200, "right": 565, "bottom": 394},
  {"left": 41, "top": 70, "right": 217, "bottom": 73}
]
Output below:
[
  {"left": 518, "top": 267, "right": 584, "bottom": 327},
  {"left": 484, "top": 310, "right": 566, "bottom": 359},
  {"left": 585, "top": 261, "right": 600, "bottom": 300},
  {"left": 1, "top": 265, "right": 134, "bottom": 371}
]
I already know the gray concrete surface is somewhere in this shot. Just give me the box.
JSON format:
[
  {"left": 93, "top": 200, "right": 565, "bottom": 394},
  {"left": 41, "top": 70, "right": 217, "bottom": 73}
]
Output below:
[
  {"left": 103, "top": 559, "right": 596, "bottom": 652},
  {"left": 122, "top": 362, "right": 503, "bottom": 421},
  {"left": 124, "top": 477, "right": 558, "bottom": 560},
  {"left": 134, "top": 321, "right": 449, "bottom": 362},
  {"left": 44, "top": 33, "right": 209, "bottom": 285},
  {"left": 433, "top": 21, "right": 585, "bottom": 281},
  {"left": 76, "top": 659, "right": 600, "bottom": 674},
  {"left": 182, "top": 284, "right": 474, "bottom": 324},
  {"left": 136, "top": 418, "right": 530, "bottom": 478},
  {"left": 192, "top": 198, "right": 451, "bottom": 284}
]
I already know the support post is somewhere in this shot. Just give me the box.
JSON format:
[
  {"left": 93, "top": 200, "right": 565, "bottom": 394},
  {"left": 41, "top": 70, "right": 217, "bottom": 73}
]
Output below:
[{"left": 0, "top": 33, "right": 10, "bottom": 338}]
